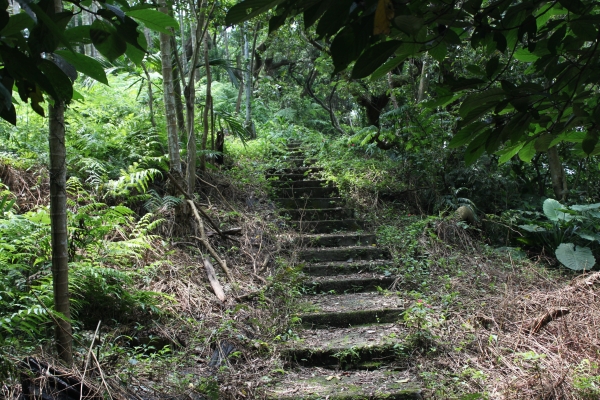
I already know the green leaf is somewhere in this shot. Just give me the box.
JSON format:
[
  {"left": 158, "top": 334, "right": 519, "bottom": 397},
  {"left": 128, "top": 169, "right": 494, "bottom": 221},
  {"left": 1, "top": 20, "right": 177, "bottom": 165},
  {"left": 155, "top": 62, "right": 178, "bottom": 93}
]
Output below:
[
  {"left": 458, "top": 88, "right": 505, "bottom": 124},
  {"left": 519, "top": 224, "right": 546, "bottom": 233},
  {"left": 570, "top": 203, "right": 600, "bottom": 212},
  {"left": 555, "top": 243, "right": 595, "bottom": 271},
  {"left": 126, "top": 9, "right": 179, "bottom": 35},
  {"left": 225, "top": 0, "right": 285, "bottom": 26},
  {"left": 351, "top": 40, "right": 401, "bottom": 79},
  {"left": 55, "top": 50, "right": 108, "bottom": 85},
  {"left": 582, "top": 130, "right": 599, "bottom": 155},
  {"left": 497, "top": 142, "right": 524, "bottom": 164},
  {"left": 370, "top": 54, "right": 408, "bottom": 81},
  {"left": 449, "top": 121, "right": 488, "bottom": 148},
  {"left": 90, "top": 19, "right": 127, "bottom": 62},
  {"left": 464, "top": 129, "right": 491, "bottom": 165},
  {"left": 0, "top": 13, "right": 34, "bottom": 36},
  {"left": 514, "top": 49, "right": 538, "bottom": 62},
  {"left": 125, "top": 42, "right": 145, "bottom": 66},
  {"left": 394, "top": 15, "right": 423, "bottom": 36},
  {"left": 543, "top": 198, "right": 566, "bottom": 222},
  {"left": 38, "top": 59, "right": 73, "bottom": 102},
  {"left": 534, "top": 134, "right": 554, "bottom": 152},
  {"left": 518, "top": 140, "right": 536, "bottom": 162},
  {"left": 429, "top": 44, "right": 447, "bottom": 63}
]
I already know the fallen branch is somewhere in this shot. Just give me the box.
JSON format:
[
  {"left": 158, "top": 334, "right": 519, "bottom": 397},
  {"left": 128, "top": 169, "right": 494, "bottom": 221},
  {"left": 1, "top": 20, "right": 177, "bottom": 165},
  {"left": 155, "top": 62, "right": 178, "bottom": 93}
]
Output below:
[
  {"left": 188, "top": 200, "right": 234, "bottom": 282},
  {"left": 167, "top": 172, "right": 224, "bottom": 238},
  {"left": 204, "top": 258, "right": 226, "bottom": 302},
  {"left": 527, "top": 308, "right": 570, "bottom": 335},
  {"left": 196, "top": 174, "right": 238, "bottom": 213}
]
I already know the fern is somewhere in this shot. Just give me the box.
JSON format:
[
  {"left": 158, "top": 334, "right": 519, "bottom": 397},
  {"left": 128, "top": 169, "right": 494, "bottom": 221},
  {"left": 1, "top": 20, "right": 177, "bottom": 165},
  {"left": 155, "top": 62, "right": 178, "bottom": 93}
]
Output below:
[
  {"left": 144, "top": 190, "right": 182, "bottom": 213},
  {"left": 103, "top": 163, "right": 162, "bottom": 197}
]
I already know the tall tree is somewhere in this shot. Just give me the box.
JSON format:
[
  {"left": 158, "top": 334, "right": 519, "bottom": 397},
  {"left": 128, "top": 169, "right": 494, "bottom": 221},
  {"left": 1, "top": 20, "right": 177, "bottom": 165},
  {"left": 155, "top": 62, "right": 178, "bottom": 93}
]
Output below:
[{"left": 158, "top": 0, "right": 183, "bottom": 180}]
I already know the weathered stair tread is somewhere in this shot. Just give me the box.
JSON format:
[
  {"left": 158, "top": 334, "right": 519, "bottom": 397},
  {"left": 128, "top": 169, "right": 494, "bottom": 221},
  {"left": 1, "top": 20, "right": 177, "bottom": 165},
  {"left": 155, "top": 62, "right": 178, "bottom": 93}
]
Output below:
[
  {"left": 294, "top": 232, "right": 376, "bottom": 247},
  {"left": 291, "top": 219, "right": 365, "bottom": 234},
  {"left": 282, "top": 208, "right": 355, "bottom": 222},
  {"left": 299, "top": 293, "right": 404, "bottom": 327},
  {"left": 303, "top": 274, "right": 397, "bottom": 293},
  {"left": 304, "top": 260, "right": 395, "bottom": 276},
  {"left": 270, "top": 179, "right": 331, "bottom": 188},
  {"left": 302, "top": 292, "right": 404, "bottom": 313},
  {"left": 300, "top": 245, "right": 390, "bottom": 262},
  {"left": 275, "top": 197, "right": 344, "bottom": 209},
  {"left": 266, "top": 367, "right": 421, "bottom": 399},
  {"left": 276, "top": 186, "right": 339, "bottom": 198},
  {"left": 283, "top": 323, "right": 407, "bottom": 368}
]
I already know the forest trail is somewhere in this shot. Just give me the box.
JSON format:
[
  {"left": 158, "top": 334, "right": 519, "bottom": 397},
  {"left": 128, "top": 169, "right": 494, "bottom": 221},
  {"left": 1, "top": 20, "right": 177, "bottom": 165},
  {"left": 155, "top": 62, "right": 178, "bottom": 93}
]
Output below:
[{"left": 265, "top": 141, "right": 422, "bottom": 399}]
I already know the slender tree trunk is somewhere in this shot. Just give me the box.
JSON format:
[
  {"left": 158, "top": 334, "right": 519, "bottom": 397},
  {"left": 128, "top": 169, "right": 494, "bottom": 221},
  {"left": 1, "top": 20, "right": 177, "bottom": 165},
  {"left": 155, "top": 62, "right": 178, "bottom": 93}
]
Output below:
[
  {"left": 243, "top": 23, "right": 256, "bottom": 138},
  {"left": 200, "top": 31, "right": 212, "bottom": 172},
  {"left": 388, "top": 71, "right": 399, "bottom": 109},
  {"left": 235, "top": 53, "right": 243, "bottom": 113},
  {"left": 171, "top": 41, "right": 186, "bottom": 137},
  {"left": 417, "top": 58, "right": 428, "bottom": 103},
  {"left": 49, "top": 0, "right": 72, "bottom": 365},
  {"left": 142, "top": 62, "right": 156, "bottom": 128},
  {"left": 547, "top": 146, "right": 568, "bottom": 201},
  {"left": 159, "top": 0, "right": 183, "bottom": 178}
]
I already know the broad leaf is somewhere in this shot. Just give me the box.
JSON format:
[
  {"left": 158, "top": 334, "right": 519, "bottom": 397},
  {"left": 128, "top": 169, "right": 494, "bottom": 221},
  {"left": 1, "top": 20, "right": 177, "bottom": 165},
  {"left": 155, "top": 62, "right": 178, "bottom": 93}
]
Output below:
[
  {"left": 351, "top": 40, "right": 401, "bottom": 79},
  {"left": 555, "top": 243, "right": 595, "bottom": 271},
  {"left": 126, "top": 9, "right": 179, "bottom": 35},
  {"left": 543, "top": 198, "right": 571, "bottom": 222},
  {"left": 90, "top": 19, "right": 127, "bottom": 62},
  {"left": 55, "top": 50, "right": 108, "bottom": 85},
  {"left": 225, "top": 0, "right": 285, "bottom": 25}
]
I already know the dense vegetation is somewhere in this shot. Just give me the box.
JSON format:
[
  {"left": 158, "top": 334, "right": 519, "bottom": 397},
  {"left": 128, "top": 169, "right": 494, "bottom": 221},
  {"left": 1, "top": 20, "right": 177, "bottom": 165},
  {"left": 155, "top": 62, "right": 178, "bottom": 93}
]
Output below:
[{"left": 1, "top": 0, "right": 600, "bottom": 398}]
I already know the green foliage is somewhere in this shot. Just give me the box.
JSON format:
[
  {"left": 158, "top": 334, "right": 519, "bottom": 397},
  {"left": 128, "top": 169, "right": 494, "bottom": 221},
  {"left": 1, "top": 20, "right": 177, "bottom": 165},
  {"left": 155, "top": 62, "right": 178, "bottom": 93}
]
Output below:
[{"left": 515, "top": 199, "right": 599, "bottom": 270}]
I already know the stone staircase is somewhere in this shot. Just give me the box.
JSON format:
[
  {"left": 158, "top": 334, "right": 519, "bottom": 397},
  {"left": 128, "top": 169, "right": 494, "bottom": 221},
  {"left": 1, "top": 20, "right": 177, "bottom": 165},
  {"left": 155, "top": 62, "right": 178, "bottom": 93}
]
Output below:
[{"left": 266, "top": 141, "right": 421, "bottom": 399}]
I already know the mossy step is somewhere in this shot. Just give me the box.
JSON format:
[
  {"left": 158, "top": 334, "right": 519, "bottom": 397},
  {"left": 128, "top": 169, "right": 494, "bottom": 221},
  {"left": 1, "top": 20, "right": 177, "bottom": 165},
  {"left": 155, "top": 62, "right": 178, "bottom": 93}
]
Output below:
[
  {"left": 276, "top": 186, "right": 339, "bottom": 198},
  {"left": 299, "top": 246, "right": 389, "bottom": 262},
  {"left": 265, "top": 367, "right": 421, "bottom": 399},
  {"left": 294, "top": 233, "right": 376, "bottom": 247},
  {"left": 303, "top": 275, "right": 396, "bottom": 294},
  {"left": 282, "top": 323, "right": 406, "bottom": 368},
  {"left": 270, "top": 179, "right": 331, "bottom": 188},
  {"left": 304, "top": 260, "right": 395, "bottom": 276},
  {"left": 266, "top": 166, "right": 323, "bottom": 175},
  {"left": 299, "top": 292, "right": 403, "bottom": 328},
  {"left": 291, "top": 219, "right": 365, "bottom": 234},
  {"left": 267, "top": 172, "right": 320, "bottom": 182},
  {"left": 276, "top": 197, "right": 344, "bottom": 209},
  {"left": 282, "top": 208, "right": 354, "bottom": 221}
]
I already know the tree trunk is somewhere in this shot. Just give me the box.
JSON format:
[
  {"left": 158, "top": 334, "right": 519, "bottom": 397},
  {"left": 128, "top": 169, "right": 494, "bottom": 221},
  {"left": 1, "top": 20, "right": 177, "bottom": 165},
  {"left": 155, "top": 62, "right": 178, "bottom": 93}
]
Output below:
[
  {"left": 142, "top": 62, "right": 156, "bottom": 128},
  {"left": 171, "top": 41, "right": 186, "bottom": 137},
  {"left": 200, "top": 31, "right": 212, "bottom": 172},
  {"left": 417, "top": 58, "right": 428, "bottom": 103},
  {"left": 547, "top": 146, "right": 568, "bottom": 201},
  {"left": 235, "top": 54, "right": 243, "bottom": 113},
  {"left": 49, "top": 0, "right": 72, "bottom": 366},
  {"left": 243, "top": 23, "right": 257, "bottom": 138},
  {"left": 185, "top": 0, "right": 205, "bottom": 192},
  {"left": 159, "top": 0, "right": 183, "bottom": 178}
]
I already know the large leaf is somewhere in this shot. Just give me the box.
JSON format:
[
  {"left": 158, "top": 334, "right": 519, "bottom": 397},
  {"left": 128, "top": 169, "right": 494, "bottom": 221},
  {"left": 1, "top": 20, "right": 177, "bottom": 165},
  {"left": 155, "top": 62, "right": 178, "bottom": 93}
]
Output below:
[
  {"left": 543, "top": 198, "right": 572, "bottom": 222},
  {"left": 225, "top": 0, "right": 285, "bottom": 26},
  {"left": 55, "top": 50, "right": 108, "bottom": 84},
  {"left": 351, "top": 40, "right": 401, "bottom": 79},
  {"left": 555, "top": 243, "right": 596, "bottom": 271},
  {"left": 126, "top": 9, "right": 179, "bottom": 35},
  {"left": 90, "top": 19, "right": 126, "bottom": 62}
]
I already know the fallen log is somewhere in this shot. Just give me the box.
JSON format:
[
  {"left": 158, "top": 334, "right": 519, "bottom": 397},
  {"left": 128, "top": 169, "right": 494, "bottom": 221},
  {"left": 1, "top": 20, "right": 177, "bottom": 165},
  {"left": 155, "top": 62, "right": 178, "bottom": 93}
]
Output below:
[
  {"left": 204, "top": 258, "right": 226, "bottom": 302},
  {"left": 527, "top": 308, "right": 570, "bottom": 335}
]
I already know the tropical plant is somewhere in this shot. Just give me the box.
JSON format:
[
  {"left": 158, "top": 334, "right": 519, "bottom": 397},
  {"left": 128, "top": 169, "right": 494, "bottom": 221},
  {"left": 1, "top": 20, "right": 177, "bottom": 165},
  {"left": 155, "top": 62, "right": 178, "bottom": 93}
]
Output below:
[{"left": 517, "top": 199, "right": 599, "bottom": 270}]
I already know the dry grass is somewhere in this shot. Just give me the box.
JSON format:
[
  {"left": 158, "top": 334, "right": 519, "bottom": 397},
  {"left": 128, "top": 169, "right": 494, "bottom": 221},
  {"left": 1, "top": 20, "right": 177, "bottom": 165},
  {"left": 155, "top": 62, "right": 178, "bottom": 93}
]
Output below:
[{"left": 408, "top": 220, "right": 600, "bottom": 399}]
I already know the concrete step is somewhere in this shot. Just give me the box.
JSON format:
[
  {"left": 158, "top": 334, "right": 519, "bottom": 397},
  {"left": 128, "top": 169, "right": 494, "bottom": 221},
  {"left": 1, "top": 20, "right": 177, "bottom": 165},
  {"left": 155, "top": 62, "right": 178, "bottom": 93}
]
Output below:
[
  {"left": 299, "top": 246, "right": 390, "bottom": 262},
  {"left": 282, "top": 323, "right": 406, "bottom": 368},
  {"left": 282, "top": 208, "right": 354, "bottom": 222},
  {"left": 291, "top": 219, "right": 365, "bottom": 233},
  {"left": 298, "top": 292, "right": 404, "bottom": 328},
  {"left": 304, "top": 260, "right": 396, "bottom": 276},
  {"left": 275, "top": 186, "right": 339, "bottom": 198},
  {"left": 275, "top": 197, "right": 344, "bottom": 209},
  {"left": 269, "top": 179, "right": 331, "bottom": 188},
  {"left": 294, "top": 233, "right": 376, "bottom": 247},
  {"left": 266, "top": 367, "right": 421, "bottom": 399},
  {"left": 303, "top": 274, "right": 397, "bottom": 294}
]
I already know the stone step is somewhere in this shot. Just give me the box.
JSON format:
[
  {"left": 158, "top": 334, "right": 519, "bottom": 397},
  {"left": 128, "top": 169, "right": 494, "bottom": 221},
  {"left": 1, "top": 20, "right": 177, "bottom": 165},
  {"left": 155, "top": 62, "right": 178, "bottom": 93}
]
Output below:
[
  {"left": 270, "top": 179, "right": 331, "bottom": 188},
  {"left": 266, "top": 367, "right": 421, "bottom": 399},
  {"left": 294, "top": 233, "right": 376, "bottom": 247},
  {"left": 299, "top": 246, "right": 389, "bottom": 262},
  {"left": 275, "top": 186, "right": 339, "bottom": 198},
  {"left": 282, "top": 208, "right": 354, "bottom": 221},
  {"left": 304, "top": 260, "right": 396, "bottom": 276},
  {"left": 299, "top": 292, "right": 404, "bottom": 328},
  {"left": 282, "top": 323, "right": 406, "bottom": 368},
  {"left": 303, "top": 274, "right": 397, "bottom": 294},
  {"left": 266, "top": 166, "right": 322, "bottom": 175},
  {"left": 275, "top": 197, "right": 344, "bottom": 209},
  {"left": 291, "top": 219, "right": 365, "bottom": 234}
]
